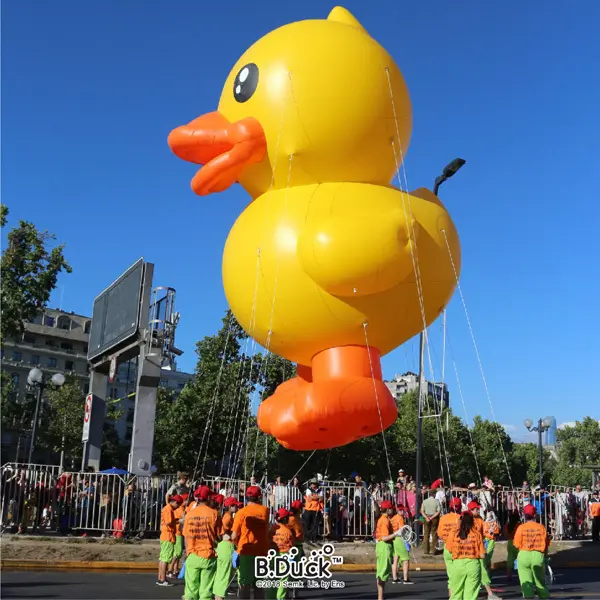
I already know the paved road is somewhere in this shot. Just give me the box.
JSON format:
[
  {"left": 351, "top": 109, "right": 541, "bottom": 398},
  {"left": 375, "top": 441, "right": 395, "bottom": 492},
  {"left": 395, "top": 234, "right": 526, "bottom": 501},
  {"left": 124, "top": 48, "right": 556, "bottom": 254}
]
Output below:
[{"left": 2, "top": 569, "right": 600, "bottom": 599}]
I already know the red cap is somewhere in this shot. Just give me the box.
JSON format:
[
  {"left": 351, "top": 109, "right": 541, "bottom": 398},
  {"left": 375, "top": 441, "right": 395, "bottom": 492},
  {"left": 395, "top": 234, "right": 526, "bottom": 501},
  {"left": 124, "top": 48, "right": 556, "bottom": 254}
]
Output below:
[
  {"left": 213, "top": 494, "right": 225, "bottom": 505},
  {"left": 246, "top": 485, "right": 262, "bottom": 498},
  {"left": 181, "top": 493, "right": 189, "bottom": 501},
  {"left": 380, "top": 500, "right": 393, "bottom": 510},
  {"left": 467, "top": 500, "right": 481, "bottom": 510},
  {"left": 224, "top": 496, "right": 238, "bottom": 508},
  {"left": 523, "top": 503, "right": 536, "bottom": 517},
  {"left": 450, "top": 497, "right": 463, "bottom": 509},
  {"left": 170, "top": 495, "right": 183, "bottom": 504},
  {"left": 291, "top": 500, "right": 304, "bottom": 511},
  {"left": 194, "top": 485, "right": 213, "bottom": 501},
  {"left": 276, "top": 508, "right": 292, "bottom": 519}
]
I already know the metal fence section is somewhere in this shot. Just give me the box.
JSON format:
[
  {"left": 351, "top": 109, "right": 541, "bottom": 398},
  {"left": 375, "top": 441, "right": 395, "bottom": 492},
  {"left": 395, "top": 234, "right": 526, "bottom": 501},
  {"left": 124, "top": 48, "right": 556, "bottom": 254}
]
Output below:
[{"left": 1, "top": 464, "right": 595, "bottom": 541}]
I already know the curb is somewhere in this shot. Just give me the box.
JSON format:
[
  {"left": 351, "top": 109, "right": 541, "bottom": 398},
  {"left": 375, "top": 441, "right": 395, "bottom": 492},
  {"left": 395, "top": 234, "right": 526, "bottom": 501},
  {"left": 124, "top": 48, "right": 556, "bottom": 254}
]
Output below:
[{"left": 3, "top": 559, "right": 600, "bottom": 573}]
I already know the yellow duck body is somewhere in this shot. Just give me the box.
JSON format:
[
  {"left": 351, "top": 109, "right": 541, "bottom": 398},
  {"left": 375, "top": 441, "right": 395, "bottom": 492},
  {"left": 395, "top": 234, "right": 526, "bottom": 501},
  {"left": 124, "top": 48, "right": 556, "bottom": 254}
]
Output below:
[
  {"left": 168, "top": 7, "right": 462, "bottom": 450},
  {"left": 223, "top": 182, "right": 460, "bottom": 367}
]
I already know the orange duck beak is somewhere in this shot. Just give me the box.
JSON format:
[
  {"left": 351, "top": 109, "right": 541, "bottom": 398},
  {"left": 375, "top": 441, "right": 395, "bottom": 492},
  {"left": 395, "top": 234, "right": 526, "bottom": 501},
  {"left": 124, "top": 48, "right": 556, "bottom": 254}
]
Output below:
[{"left": 168, "top": 112, "right": 267, "bottom": 196}]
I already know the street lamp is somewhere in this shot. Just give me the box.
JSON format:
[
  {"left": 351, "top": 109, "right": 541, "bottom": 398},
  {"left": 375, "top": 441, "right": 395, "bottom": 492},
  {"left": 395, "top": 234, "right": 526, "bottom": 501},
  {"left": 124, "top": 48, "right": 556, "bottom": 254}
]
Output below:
[
  {"left": 524, "top": 417, "right": 554, "bottom": 487},
  {"left": 433, "top": 158, "right": 466, "bottom": 196},
  {"left": 414, "top": 157, "right": 466, "bottom": 546},
  {"left": 27, "top": 368, "right": 65, "bottom": 464}
]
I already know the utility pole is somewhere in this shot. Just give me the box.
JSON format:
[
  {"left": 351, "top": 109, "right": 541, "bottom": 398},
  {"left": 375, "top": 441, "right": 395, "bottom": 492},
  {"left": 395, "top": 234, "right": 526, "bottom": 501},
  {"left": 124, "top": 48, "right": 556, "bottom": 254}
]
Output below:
[
  {"left": 414, "top": 332, "right": 425, "bottom": 545},
  {"left": 414, "top": 157, "right": 466, "bottom": 545}
]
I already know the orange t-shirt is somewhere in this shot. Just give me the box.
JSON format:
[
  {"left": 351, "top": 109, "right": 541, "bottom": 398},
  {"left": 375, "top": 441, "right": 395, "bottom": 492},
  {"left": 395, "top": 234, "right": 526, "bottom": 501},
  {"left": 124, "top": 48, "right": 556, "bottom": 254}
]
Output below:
[
  {"left": 513, "top": 521, "right": 550, "bottom": 553},
  {"left": 288, "top": 514, "right": 304, "bottom": 542},
  {"left": 446, "top": 529, "right": 485, "bottom": 560},
  {"left": 390, "top": 514, "right": 405, "bottom": 532},
  {"left": 174, "top": 505, "right": 185, "bottom": 536},
  {"left": 232, "top": 502, "right": 270, "bottom": 556},
  {"left": 183, "top": 504, "right": 221, "bottom": 559},
  {"left": 375, "top": 514, "right": 393, "bottom": 542},
  {"left": 160, "top": 505, "right": 177, "bottom": 543},
  {"left": 484, "top": 521, "right": 500, "bottom": 540},
  {"left": 305, "top": 492, "right": 322, "bottom": 512},
  {"left": 473, "top": 515, "right": 484, "bottom": 536},
  {"left": 590, "top": 502, "right": 600, "bottom": 518},
  {"left": 270, "top": 523, "right": 296, "bottom": 553},
  {"left": 221, "top": 511, "right": 234, "bottom": 536},
  {"left": 438, "top": 512, "right": 461, "bottom": 543}
]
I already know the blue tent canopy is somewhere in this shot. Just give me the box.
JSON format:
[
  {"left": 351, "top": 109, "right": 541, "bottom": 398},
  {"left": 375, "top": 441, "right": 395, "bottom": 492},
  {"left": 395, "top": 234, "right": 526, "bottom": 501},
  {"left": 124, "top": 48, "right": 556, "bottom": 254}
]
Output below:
[{"left": 99, "top": 467, "right": 129, "bottom": 475}]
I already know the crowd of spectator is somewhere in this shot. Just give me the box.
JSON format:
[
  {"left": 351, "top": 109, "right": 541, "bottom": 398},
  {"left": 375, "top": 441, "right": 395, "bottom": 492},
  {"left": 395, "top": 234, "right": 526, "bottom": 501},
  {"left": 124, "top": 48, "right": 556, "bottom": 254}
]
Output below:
[{"left": 2, "top": 463, "right": 599, "bottom": 544}]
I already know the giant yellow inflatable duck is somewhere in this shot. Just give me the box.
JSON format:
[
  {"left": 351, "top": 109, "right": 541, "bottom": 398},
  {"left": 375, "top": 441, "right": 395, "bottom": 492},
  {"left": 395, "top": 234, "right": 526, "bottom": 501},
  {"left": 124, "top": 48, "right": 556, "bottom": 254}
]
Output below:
[{"left": 168, "top": 6, "right": 461, "bottom": 451}]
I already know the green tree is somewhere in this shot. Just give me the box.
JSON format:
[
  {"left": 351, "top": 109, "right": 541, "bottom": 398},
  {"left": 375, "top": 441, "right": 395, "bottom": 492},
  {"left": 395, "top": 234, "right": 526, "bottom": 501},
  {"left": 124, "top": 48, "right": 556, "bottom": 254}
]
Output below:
[
  {"left": 40, "top": 377, "right": 85, "bottom": 465},
  {"left": 552, "top": 418, "right": 600, "bottom": 487},
  {"left": 1, "top": 371, "right": 18, "bottom": 429},
  {"left": 34, "top": 378, "right": 125, "bottom": 469},
  {"left": 469, "top": 416, "right": 515, "bottom": 486},
  {"left": 153, "top": 310, "right": 297, "bottom": 478},
  {"left": 1, "top": 206, "right": 72, "bottom": 342},
  {"left": 154, "top": 310, "right": 256, "bottom": 474},
  {"left": 511, "top": 442, "right": 556, "bottom": 486}
]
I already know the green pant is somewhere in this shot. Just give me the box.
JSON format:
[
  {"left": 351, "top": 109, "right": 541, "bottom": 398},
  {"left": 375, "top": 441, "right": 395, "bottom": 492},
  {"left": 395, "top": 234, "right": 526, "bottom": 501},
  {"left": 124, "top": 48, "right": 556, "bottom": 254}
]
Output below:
[
  {"left": 266, "top": 552, "right": 289, "bottom": 600},
  {"left": 183, "top": 553, "right": 216, "bottom": 600},
  {"left": 238, "top": 554, "right": 258, "bottom": 587},
  {"left": 517, "top": 550, "right": 550, "bottom": 599},
  {"left": 451, "top": 558, "right": 481, "bottom": 600},
  {"left": 393, "top": 537, "right": 410, "bottom": 562},
  {"left": 484, "top": 538, "right": 495, "bottom": 570},
  {"left": 375, "top": 541, "right": 393, "bottom": 582},
  {"left": 443, "top": 546, "right": 454, "bottom": 590},
  {"left": 174, "top": 535, "right": 184, "bottom": 559},
  {"left": 159, "top": 540, "right": 175, "bottom": 563},
  {"left": 213, "top": 540, "right": 235, "bottom": 598},
  {"left": 506, "top": 540, "right": 518, "bottom": 572}
]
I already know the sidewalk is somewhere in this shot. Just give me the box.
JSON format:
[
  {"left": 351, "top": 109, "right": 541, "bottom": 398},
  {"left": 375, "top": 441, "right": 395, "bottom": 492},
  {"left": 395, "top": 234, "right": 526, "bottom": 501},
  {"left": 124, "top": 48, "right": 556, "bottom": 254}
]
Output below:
[{"left": 1, "top": 535, "right": 598, "bottom": 571}]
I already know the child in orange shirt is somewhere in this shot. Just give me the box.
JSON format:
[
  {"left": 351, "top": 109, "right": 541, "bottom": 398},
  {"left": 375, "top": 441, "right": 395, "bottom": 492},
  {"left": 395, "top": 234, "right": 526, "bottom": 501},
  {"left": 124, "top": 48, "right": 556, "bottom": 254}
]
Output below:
[
  {"left": 390, "top": 504, "right": 413, "bottom": 585},
  {"left": 231, "top": 485, "right": 270, "bottom": 598},
  {"left": 158, "top": 494, "right": 183, "bottom": 587},
  {"left": 513, "top": 504, "right": 550, "bottom": 600},
  {"left": 268, "top": 508, "right": 297, "bottom": 599},
  {"left": 375, "top": 500, "right": 398, "bottom": 600},
  {"left": 183, "top": 486, "right": 221, "bottom": 600},
  {"left": 483, "top": 511, "right": 500, "bottom": 579},
  {"left": 288, "top": 500, "right": 305, "bottom": 558},
  {"left": 445, "top": 511, "right": 485, "bottom": 600},
  {"left": 213, "top": 496, "right": 240, "bottom": 600},
  {"left": 168, "top": 493, "right": 188, "bottom": 578}
]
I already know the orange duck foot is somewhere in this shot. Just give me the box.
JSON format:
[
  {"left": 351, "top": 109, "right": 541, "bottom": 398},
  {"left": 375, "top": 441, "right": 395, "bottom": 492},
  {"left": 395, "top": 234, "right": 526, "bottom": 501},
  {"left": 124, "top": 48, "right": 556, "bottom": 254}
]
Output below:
[{"left": 257, "top": 346, "right": 397, "bottom": 450}]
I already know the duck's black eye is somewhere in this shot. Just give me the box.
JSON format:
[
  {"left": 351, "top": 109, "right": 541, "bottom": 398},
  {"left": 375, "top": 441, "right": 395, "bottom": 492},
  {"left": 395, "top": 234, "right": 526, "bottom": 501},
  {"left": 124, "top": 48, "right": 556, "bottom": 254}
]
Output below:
[{"left": 233, "top": 63, "right": 259, "bottom": 103}]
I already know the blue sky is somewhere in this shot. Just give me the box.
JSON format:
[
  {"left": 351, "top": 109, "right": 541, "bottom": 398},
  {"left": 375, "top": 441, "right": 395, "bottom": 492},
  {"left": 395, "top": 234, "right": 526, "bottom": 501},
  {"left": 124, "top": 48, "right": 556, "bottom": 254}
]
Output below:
[{"left": 3, "top": 0, "right": 599, "bottom": 442}]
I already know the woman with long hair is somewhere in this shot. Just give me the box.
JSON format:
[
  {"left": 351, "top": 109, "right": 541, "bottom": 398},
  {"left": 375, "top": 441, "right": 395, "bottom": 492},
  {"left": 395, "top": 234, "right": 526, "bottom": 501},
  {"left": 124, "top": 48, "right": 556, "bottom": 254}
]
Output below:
[{"left": 445, "top": 511, "right": 485, "bottom": 600}]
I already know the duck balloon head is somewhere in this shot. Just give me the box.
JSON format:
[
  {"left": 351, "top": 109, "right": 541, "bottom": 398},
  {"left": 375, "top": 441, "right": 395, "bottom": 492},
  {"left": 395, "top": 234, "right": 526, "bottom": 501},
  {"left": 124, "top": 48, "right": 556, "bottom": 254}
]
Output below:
[{"left": 168, "top": 6, "right": 412, "bottom": 198}]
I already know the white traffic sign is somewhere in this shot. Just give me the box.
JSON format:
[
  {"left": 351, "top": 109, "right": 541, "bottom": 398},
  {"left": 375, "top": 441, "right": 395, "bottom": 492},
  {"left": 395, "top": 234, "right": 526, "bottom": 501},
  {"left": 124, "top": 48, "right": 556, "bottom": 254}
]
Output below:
[{"left": 82, "top": 393, "right": 93, "bottom": 442}]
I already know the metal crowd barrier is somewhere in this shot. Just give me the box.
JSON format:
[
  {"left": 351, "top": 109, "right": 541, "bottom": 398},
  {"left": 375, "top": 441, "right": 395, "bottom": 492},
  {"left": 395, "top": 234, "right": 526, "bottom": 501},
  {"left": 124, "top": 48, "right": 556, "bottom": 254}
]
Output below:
[{"left": 0, "top": 464, "right": 594, "bottom": 541}]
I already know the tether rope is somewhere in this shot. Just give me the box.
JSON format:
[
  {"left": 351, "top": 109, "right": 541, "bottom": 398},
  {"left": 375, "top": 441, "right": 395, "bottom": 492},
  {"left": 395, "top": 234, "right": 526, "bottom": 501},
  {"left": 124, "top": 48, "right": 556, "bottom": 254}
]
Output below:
[{"left": 441, "top": 228, "right": 514, "bottom": 488}]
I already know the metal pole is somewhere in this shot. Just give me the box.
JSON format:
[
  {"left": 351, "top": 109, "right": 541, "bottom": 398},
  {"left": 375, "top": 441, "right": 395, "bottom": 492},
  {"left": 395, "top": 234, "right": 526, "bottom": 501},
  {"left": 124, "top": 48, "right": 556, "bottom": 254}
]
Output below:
[
  {"left": 28, "top": 383, "right": 44, "bottom": 464},
  {"left": 415, "top": 331, "right": 424, "bottom": 546},
  {"left": 538, "top": 419, "right": 544, "bottom": 487},
  {"left": 59, "top": 412, "right": 67, "bottom": 471}
]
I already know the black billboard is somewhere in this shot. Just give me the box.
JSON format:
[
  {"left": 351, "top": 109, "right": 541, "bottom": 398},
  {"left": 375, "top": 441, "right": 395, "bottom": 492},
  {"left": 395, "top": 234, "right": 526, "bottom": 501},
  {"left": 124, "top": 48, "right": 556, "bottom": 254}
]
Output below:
[{"left": 87, "top": 259, "right": 145, "bottom": 361}]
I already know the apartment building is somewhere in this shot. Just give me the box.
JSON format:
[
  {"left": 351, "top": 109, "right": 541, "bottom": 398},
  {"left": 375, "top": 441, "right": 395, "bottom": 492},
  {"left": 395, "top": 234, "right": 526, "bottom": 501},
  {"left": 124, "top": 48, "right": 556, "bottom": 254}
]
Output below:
[
  {"left": 384, "top": 371, "right": 450, "bottom": 409},
  {"left": 1, "top": 307, "right": 192, "bottom": 443}
]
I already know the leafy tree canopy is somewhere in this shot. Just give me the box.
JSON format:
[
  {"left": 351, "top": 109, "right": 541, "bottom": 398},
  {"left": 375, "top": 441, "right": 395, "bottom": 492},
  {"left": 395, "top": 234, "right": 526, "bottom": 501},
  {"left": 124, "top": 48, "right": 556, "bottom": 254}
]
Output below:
[{"left": 1, "top": 205, "right": 72, "bottom": 343}]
